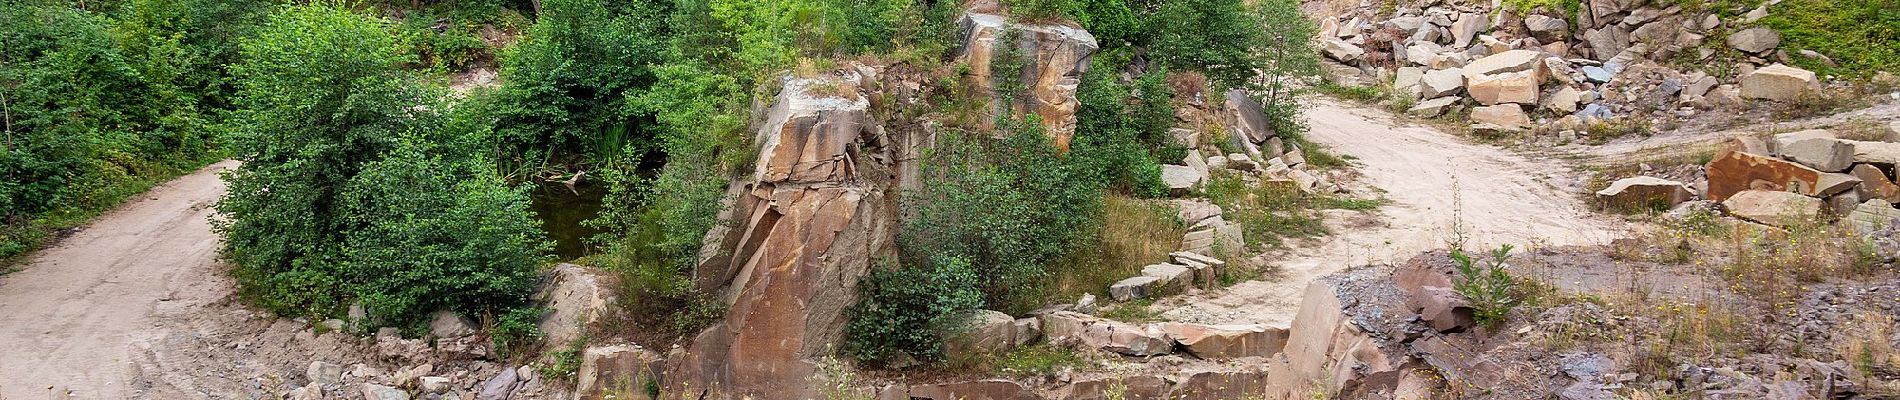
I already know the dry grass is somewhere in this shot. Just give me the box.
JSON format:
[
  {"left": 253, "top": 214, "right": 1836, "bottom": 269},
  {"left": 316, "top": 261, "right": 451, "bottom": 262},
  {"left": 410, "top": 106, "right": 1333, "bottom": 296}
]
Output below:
[
  {"left": 1719, "top": 221, "right": 1881, "bottom": 311},
  {"left": 1836, "top": 310, "right": 1900, "bottom": 391},
  {"left": 1047, "top": 195, "right": 1186, "bottom": 303},
  {"left": 1831, "top": 118, "right": 1893, "bottom": 142}
]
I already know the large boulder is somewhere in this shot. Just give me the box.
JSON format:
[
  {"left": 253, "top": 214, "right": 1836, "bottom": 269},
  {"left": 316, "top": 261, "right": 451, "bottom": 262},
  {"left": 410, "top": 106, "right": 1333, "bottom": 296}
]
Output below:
[
  {"left": 1468, "top": 104, "right": 1531, "bottom": 131},
  {"left": 1740, "top": 64, "right": 1818, "bottom": 101},
  {"left": 536, "top": 264, "right": 614, "bottom": 347},
  {"left": 1159, "top": 323, "right": 1288, "bottom": 359},
  {"left": 1040, "top": 311, "right": 1172, "bottom": 356},
  {"left": 1449, "top": 12, "right": 1486, "bottom": 48},
  {"left": 1704, "top": 150, "right": 1824, "bottom": 201},
  {"left": 1110, "top": 276, "right": 1161, "bottom": 301},
  {"left": 1523, "top": 14, "right": 1569, "bottom": 42},
  {"left": 1848, "top": 200, "right": 1900, "bottom": 234},
  {"left": 1778, "top": 137, "right": 1855, "bottom": 172},
  {"left": 1595, "top": 176, "right": 1693, "bottom": 210},
  {"left": 1418, "top": 68, "right": 1466, "bottom": 98},
  {"left": 1466, "top": 71, "right": 1540, "bottom": 105},
  {"left": 1851, "top": 164, "right": 1900, "bottom": 203},
  {"left": 944, "top": 310, "right": 1018, "bottom": 356},
  {"left": 1223, "top": 89, "right": 1274, "bottom": 144},
  {"left": 1726, "top": 28, "right": 1782, "bottom": 54},
  {"left": 1320, "top": 39, "right": 1365, "bottom": 62},
  {"left": 1770, "top": 129, "right": 1838, "bottom": 154},
  {"left": 1261, "top": 270, "right": 1410, "bottom": 399},
  {"left": 1141, "top": 263, "right": 1193, "bottom": 295},
  {"left": 669, "top": 69, "right": 901, "bottom": 400},
  {"left": 1849, "top": 140, "right": 1900, "bottom": 164},
  {"left": 958, "top": 12, "right": 1098, "bottom": 151},
  {"left": 1723, "top": 190, "right": 1824, "bottom": 227},
  {"left": 1161, "top": 165, "right": 1206, "bottom": 196},
  {"left": 576, "top": 345, "right": 663, "bottom": 400}
]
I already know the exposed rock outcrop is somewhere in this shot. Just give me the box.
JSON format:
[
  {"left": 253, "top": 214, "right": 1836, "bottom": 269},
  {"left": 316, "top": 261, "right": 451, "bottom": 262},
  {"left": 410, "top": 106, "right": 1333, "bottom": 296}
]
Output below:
[
  {"left": 958, "top": 12, "right": 1098, "bottom": 151},
  {"left": 668, "top": 67, "right": 905, "bottom": 400}
]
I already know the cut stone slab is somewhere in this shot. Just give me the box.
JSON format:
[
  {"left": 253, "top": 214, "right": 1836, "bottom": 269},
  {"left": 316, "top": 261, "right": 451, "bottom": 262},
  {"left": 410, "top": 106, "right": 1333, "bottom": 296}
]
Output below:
[
  {"left": 1395, "top": 67, "right": 1426, "bottom": 95},
  {"left": 1466, "top": 71, "right": 1540, "bottom": 105},
  {"left": 1468, "top": 104, "right": 1531, "bottom": 131},
  {"left": 1450, "top": 12, "right": 1485, "bottom": 48},
  {"left": 1418, "top": 68, "right": 1465, "bottom": 98},
  {"left": 1109, "top": 276, "right": 1161, "bottom": 301},
  {"left": 1705, "top": 150, "right": 1823, "bottom": 201},
  {"left": 1723, "top": 190, "right": 1824, "bottom": 227},
  {"left": 1141, "top": 263, "right": 1193, "bottom": 296},
  {"left": 1849, "top": 140, "right": 1900, "bottom": 164},
  {"left": 1852, "top": 164, "right": 1900, "bottom": 203},
  {"left": 1726, "top": 28, "right": 1781, "bottom": 54},
  {"left": 1770, "top": 129, "right": 1837, "bottom": 154},
  {"left": 1524, "top": 14, "right": 1568, "bottom": 42},
  {"left": 1595, "top": 176, "right": 1692, "bottom": 210},
  {"left": 1728, "top": 135, "right": 1770, "bottom": 156},
  {"left": 1462, "top": 50, "right": 1543, "bottom": 82},
  {"left": 1818, "top": 172, "right": 1863, "bottom": 198},
  {"left": 1159, "top": 322, "right": 1288, "bottom": 359},
  {"left": 1040, "top": 311, "right": 1172, "bottom": 356},
  {"left": 1741, "top": 64, "right": 1818, "bottom": 101},
  {"left": 1408, "top": 96, "right": 1460, "bottom": 117},
  {"left": 1778, "top": 137, "right": 1855, "bottom": 172},
  {"left": 1161, "top": 164, "right": 1206, "bottom": 197}
]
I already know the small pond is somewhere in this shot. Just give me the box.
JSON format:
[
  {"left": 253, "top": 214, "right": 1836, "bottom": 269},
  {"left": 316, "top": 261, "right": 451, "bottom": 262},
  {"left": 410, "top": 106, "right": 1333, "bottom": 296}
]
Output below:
[{"left": 529, "top": 180, "right": 605, "bottom": 261}]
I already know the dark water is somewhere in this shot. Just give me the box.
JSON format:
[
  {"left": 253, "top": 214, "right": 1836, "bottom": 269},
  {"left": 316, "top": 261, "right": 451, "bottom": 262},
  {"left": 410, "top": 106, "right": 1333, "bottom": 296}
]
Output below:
[{"left": 529, "top": 181, "right": 605, "bottom": 261}]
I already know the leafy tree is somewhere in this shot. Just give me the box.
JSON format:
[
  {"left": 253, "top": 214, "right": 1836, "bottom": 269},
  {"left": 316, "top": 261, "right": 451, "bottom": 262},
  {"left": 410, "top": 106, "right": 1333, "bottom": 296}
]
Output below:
[
  {"left": 1149, "top": 0, "right": 1262, "bottom": 89},
  {"left": 487, "top": 0, "right": 670, "bottom": 168},
  {"left": 216, "top": 3, "right": 431, "bottom": 317}
]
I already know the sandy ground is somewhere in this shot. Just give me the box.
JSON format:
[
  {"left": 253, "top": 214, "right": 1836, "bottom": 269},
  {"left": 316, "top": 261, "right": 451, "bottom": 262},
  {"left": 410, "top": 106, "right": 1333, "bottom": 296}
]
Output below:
[
  {"left": 1158, "top": 100, "right": 1627, "bottom": 327},
  {"left": 0, "top": 160, "right": 238, "bottom": 398}
]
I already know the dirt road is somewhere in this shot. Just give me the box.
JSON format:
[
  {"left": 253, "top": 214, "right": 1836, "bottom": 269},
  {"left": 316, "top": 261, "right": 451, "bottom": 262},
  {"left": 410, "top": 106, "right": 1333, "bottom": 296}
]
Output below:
[
  {"left": 0, "top": 161, "right": 239, "bottom": 398},
  {"left": 1160, "top": 100, "right": 1626, "bottom": 327}
]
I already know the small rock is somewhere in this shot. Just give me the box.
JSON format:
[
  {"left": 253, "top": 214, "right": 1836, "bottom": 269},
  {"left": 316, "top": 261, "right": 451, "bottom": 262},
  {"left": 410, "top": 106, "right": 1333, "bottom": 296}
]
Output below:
[
  {"left": 360, "top": 384, "right": 410, "bottom": 400},
  {"left": 308, "top": 361, "right": 343, "bottom": 386},
  {"left": 418, "top": 377, "right": 453, "bottom": 394},
  {"left": 1110, "top": 276, "right": 1161, "bottom": 301},
  {"left": 1320, "top": 39, "right": 1365, "bottom": 62},
  {"left": 1409, "top": 96, "right": 1460, "bottom": 117},
  {"left": 1740, "top": 64, "right": 1818, "bottom": 101},
  {"left": 1726, "top": 28, "right": 1781, "bottom": 54},
  {"left": 1418, "top": 68, "right": 1466, "bottom": 98}
]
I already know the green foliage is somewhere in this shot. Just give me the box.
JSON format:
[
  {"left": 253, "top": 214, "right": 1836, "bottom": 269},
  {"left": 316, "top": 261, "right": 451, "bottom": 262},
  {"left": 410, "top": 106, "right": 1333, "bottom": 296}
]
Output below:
[
  {"left": 1, "top": 0, "right": 263, "bottom": 263},
  {"left": 902, "top": 121, "right": 1108, "bottom": 313},
  {"left": 1451, "top": 244, "right": 1523, "bottom": 328},
  {"left": 1004, "top": 0, "right": 1079, "bottom": 21},
  {"left": 1150, "top": 0, "right": 1264, "bottom": 89},
  {"left": 491, "top": 306, "right": 546, "bottom": 357},
  {"left": 843, "top": 256, "right": 985, "bottom": 366},
  {"left": 1071, "top": 63, "right": 1169, "bottom": 198},
  {"left": 340, "top": 137, "right": 551, "bottom": 324},
  {"left": 1761, "top": 0, "right": 1900, "bottom": 79},
  {"left": 218, "top": 4, "right": 547, "bottom": 327},
  {"left": 487, "top": 0, "right": 669, "bottom": 168},
  {"left": 992, "top": 344, "right": 1093, "bottom": 376},
  {"left": 537, "top": 339, "right": 585, "bottom": 380}
]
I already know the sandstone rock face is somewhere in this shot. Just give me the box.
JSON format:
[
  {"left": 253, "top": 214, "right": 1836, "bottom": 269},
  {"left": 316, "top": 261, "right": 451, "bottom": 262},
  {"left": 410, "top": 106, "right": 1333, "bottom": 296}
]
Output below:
[
  {"left": 1159, "top": 322, "right": 1288, "bottom": 359},
  {"left": 1705, "top": 150, "right": 1824, "bottom": 201},
  {"left": 907, "top": 380, "right": 1040, "bottom": 400},
  {"left": 1595, "top": 176, "right": 1692, "bottom": 210},
  {"left": 1724, "top": 190, "right": 1824, "bottom": 227},
  {"left": 670, "top": 70, "right": 902, "bottom": 400},
  {"left": 1852, "top": 164, "right": 1900, "bottom": 203},
  {"left": 536, "top": 264, "right": 614, "bottom": 347},
  {"left": 1040, "top": 311, "right": 1172, "bottom": 356},
  {"left": 1740, "top": 64, "right": 1818, "bottom": 101},
  {"left": 1261, "top": 269, "right": 1410, "bottom": 399},
  {"left": 1469, "top": 104, "right": 1531, "bottom": 131},
  {"left": 1061, "top": 376, "right": 1170, "bottom": 400},
  {"left": 958, "top": 12, "right": 1098, "bottom": 151},
  {"left": 577, "top": 345, "right": 663, "bottom": 400},
  {"left": 1466, "top": 71, "right": 1540, "bottom": 105}
]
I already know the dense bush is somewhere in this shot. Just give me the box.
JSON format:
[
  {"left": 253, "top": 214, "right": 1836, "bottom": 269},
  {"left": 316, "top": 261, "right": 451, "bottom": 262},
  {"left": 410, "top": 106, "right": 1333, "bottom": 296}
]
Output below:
[
  {"left": 901, "top": 120, "right": 1107, "bottom": 314},
  {"left": 1, "top": 0, "right": 263, "bottom": 263},
  {"left": 486, "top": 0, "right": 670, "bottom": 168},
  {"left": 218, "top": 4, "right": 547, "bottom": 324},
  {"left": 842, "top": 256, "right": 985, "bottom": 365}
]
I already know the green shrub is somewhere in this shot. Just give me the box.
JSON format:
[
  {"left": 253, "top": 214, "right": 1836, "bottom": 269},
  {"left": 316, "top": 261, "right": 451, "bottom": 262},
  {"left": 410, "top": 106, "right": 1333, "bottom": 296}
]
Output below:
[
  {"left": 842, "top": 256, "right": 984, "bottom": 366},
  {"left": 487, "top": 0, "right": 669, "bottom": 168},
  {"left": 1451, "top": 244, "right": 1522, "bottom": 328},
  {"left": 491, "top": 306, "right": 546, "bottom": 357},
  {"left": 1761, "top": 0, "right": 1900, "bottom": 79},
  {"left": 902, "top": 121, "right": 1107, "bottom": 313}
]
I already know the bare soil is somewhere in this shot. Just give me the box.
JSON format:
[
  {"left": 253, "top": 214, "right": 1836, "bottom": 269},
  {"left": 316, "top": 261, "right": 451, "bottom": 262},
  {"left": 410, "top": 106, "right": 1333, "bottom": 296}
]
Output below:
[{"left": 1158, "top": 99, "right": 1628, "bottom": 327}]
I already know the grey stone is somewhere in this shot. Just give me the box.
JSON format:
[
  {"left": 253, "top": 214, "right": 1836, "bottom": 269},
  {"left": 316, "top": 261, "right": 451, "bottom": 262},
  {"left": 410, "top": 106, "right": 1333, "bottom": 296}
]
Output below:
[
  {"left": 1320, "top": 39, "right": 1365, "bottom": 62},
  {"left": 1462, "top": 50, "right": 1543, "bottom": 81},
  {"left": 1741, "top": 64, "right": 1818, "bottom": 101},
  {"left": 1142, "top": 263, "right": 1193, "bottom": 295},
  {"left": 1524, "top": 14, "right": 1569, "bottom": 42},
  {"left": 1418, "top": 68, "right": 1465, "bottom": 98},
  {"left": 1770, "top": 129, "right": 1837, "bottom": 154},
  {"left": 1450, "top": 12, "right": 1486, "bottom": 48},
  {"left": 1581, "top": 65, "right": 1612, "bottom": 83},
  {"left": 1727, "top": 28, "right": 1781, "bottom": 54},
  {"left": 1848, "top": 200, "right": 1900, "bottom": 235},
  {"left": 1110, "top": 276, "right": 1161, "bottom": 301},
  {"left": 428, "top": 311, "right": 476, "bottom": 338},
  {"left": 1778, "top": 137, "right": 1855, "bottom": 172},
  {"left": 476, "top": 367, "right": 519, "bottom": 400},
  {"left": 1724, "top": 190, "right": 1825, "bottom": 227},
  {"left": 1469, "top": 104, "right": 1531, "bottom": 131},
  {"left": 360, "top": 384, "right": 410, "bottom": 400},
  {"left": 1161, "top": 165, "right": 1206, "bottom": 196},
  {"left": 1409, "top": 96, "right": 1461, "bottom": 117},
  {"left": 307, "top": 361, "right": 343, "bottom": 386}
]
